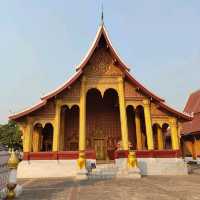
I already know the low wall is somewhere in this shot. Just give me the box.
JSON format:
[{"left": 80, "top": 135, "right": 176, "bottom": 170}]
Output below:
[
  {"left": 0, "top": 151, "right": 9, "bottom": 192},
  {"left": 115, "top": 150, "right": 188, "bottom": 175},
  {"left": 18, "top": 150, "right": 187, "bottom": 178},
  {"left": 17, "top": 159, "right": 96, "bottom": 178}
]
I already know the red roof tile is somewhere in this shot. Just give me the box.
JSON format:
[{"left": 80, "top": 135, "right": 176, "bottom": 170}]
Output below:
[{"left": 182, "top": 90, "right": 200, "bottom": 135}]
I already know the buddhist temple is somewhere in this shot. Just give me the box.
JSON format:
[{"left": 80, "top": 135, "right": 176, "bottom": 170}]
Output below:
[
  {"left": 9, "top": 22, "right": 192, "bottom": 178},
  {"left": 181, "top": 90, "right": 200, "bottom": 160}
]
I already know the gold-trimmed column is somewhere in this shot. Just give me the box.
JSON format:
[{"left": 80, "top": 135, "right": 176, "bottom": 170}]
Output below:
[
  {"left": 24, "top": 118, "right": 33, "bottom": 152},
  {"left": 19, "top": 123, "right": 26, "bottom": 152},
  {"left": 170, "top": 118, "right": 179, "bottom": 150},
  {"left": 135, "top": 110, "right": 142, "bottom": 150},
  {"left": 32, "top": 127, "right": 41, "bottom": 152},
  {"left": 53, "top": 100, "right": 62, "bottom": 151},
  {"left": 143, "top": 99, "right": 154, "bottom": 150},
  {"left": 157, "top": 126, "right": 164, "bottom": 150},
  {"left": 118, "top": 77, "right": 129, "bottom": 150},
  {"left": 77, "top": 76, "right": 86, "bottom": 169},
  {"left": 60, "top": 108, "right": 65, "bottom": 151}
]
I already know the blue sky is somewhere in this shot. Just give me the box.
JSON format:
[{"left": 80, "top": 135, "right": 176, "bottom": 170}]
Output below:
[{"left": 0, "top": 1, "right": 200, "bottom": 123}]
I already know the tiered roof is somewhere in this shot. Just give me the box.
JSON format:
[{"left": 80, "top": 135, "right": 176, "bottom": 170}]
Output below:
[{"left": 9, "top": 24, "right": 192, "bottom": 121}]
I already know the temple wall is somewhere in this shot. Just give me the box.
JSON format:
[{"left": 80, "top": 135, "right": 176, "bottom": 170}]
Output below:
[
  {"left": 57, "top": 80, "right": 81, "bottom": 100},
  {"left": 124, "top": 80, "right": 144, "bottom": 99},
  {"left": 31, "top": 100, "right": 56, "bottom": 119}
]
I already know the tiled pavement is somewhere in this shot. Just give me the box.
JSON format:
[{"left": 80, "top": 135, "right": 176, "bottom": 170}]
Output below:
[
  {"left": 17, "top": 168, "right": 200, "bottom": 200},
  {"left": 17, "top": 175, "right": 200, "bottom": 200}
]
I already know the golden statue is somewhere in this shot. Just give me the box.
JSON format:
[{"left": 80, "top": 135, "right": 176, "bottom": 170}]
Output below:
[
  {"left": 77, "top": 152, "right": 86, "bottom": 169},
  {"left": 128, "top": 151, "right": 138, "bottom": 168}
]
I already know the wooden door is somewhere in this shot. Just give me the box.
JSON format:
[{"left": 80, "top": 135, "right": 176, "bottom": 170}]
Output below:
[{"left": 94, "top": 139, "right": 105, "bottom": 160}]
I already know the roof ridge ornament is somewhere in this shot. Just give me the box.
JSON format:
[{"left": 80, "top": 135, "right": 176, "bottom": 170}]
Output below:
[{"left": 101, "top": 2, "right": 104, "bottom": 25}]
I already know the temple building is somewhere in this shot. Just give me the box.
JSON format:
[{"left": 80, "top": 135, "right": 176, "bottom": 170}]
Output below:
[
  {"left": 181, "top": 90, "right": 200, "bottom": 160},
  {"left": 9, "top": 22, "right": 192, "bottom": 178}
]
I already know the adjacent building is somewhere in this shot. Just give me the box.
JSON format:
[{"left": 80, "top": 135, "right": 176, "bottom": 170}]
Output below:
[{"left": 181, "top": 90, "right": 200, "bottom": 160}]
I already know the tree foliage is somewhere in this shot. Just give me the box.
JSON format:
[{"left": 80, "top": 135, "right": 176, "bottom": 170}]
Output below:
[{"left": 0, "top": 120, "right": 22, "bottom": 149}]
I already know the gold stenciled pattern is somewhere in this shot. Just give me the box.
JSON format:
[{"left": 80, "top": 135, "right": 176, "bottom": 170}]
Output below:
[{"left": 84, "top": 48, "right": 123, "bottom": 76}]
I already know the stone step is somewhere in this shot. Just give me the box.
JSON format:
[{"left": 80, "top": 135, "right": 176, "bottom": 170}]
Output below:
[{"left": 88, "top": 164, "right": 118, "bottom": 180}]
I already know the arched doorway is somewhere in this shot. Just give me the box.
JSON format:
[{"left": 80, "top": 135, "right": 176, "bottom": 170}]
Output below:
[
  {"left": 60, "top": 105, "right": 79, "bottom": 151},
  {"left": 162, "top": 123, "right": 172, "bottom": 149},
  {"left": 86, "top": 88, "right": 121, "bottom": 160},
  {"left": 126, "top": 105, "right": 137, "bottom": 150},
  {"left": 152, "top": 124, "right": 159, "bottom": 150},
  {"left": 41, "top": 123, "right": 53, "bottom": 152},
  {"left": 136, "top": 105, "right": 147, "bottom": 149}
]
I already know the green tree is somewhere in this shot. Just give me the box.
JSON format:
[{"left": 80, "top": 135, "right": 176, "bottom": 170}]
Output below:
[{"left": 0, "top": 120, "right": 22, "bottom": 149}]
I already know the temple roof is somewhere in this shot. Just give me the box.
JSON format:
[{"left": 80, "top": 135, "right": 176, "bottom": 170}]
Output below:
[
  {"left": 9, "top": 24, "right": 192, "bottom": 121},
  {"left": 76, "top": 24, "right": 129, "bottom": 72},
  {"left": 182, "top": 90, "right": 200, "bottom": 135}
]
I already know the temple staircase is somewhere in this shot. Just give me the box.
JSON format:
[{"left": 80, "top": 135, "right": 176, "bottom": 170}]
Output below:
[{"left": 88, "top": 163, "right": 118, "bottom": 180}]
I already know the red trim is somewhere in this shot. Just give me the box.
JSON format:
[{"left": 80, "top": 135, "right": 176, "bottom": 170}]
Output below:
[
  {"left": 57, "top": 151, "right": 78, "bottom": 160},
  {"left": 23, "top": 150, "right": 96, "bottom": 160},
  {"left": 23, "top": 152, "right": 30, "bottom": 160},
  {"left": 114, "top": 150, "right": 129, "bottom": 159},
  {"left": 136, "top": 150, "right": 181, "bottom": 158},
  {"left": 114, "top": 150, "right": 181, "bottom": 159},
  {"left": 25, "top": 152, "right": 57, "bottom": 160},
  {"left": 85, "top": 150, "right": 96, "bottom": 159}
]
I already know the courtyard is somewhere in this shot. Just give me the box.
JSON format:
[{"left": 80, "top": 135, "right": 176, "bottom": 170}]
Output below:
[{"left": 17, "top": 166, "right": 200, "bottom": 200}]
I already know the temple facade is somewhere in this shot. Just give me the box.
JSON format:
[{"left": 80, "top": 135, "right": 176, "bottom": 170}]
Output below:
[{"left": 10, "top": 23, "right": 192, "bottom": 178}]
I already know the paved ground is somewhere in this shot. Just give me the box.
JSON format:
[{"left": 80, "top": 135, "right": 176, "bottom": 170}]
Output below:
[{"left": 16, "top": 166, "right": 200, "bottom": 200}]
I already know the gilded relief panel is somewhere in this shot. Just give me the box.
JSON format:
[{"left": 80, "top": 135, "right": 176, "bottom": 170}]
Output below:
[
  {"left": 31, "top": 100, "right": 56, "bottom": 118},
  {"left": 84, "top": 47, "right": 123, "bottom": 77},
  {"left": 57, "top": 80, "right": 81, "bottom": 100},
  {"left": 124, "top": 80, "right": 144, "bottom": 98},
  {"left": 151, "top": 102, "right": 170, "bottom": 117}
]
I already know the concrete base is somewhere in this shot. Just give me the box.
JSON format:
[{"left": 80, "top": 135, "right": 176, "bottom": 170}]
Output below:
[
  {"left": 115, "top": 157, "right": 188, "bottom": 175},
  {"left": 137, "top": 158, "right": 188, "bottom": 175},
  {"left": 76, "top": 168, "right": 88, "bottom": 180},
  {"left": 17, "top": 160, "right": 78, "bottom": 178},
  {"left": 17, "top": 158, "right": 188, "bottom": 178}
]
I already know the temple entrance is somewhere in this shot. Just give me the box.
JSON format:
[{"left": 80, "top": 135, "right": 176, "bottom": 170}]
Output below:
[
  {"left": 94, "top": 139, "right": 106, "bottom": 160},
  {"left": 86, "top": 88, "right": 121, "bottom": 160}
]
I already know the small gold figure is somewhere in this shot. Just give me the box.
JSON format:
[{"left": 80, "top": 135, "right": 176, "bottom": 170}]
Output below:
[
  {"left": 6, "top": 183, "right": 17, "bottom": 200},
  {"left": 77, "top": 152, "right": 86, "bottom": 169},
  {"left": 128, "top": 151, "right": 138, "bottom": 168},
  {"left": 7, "top": 150, "right": 19, "bottom": 169},
  {"left": 6, "top": 150, "right": 19, "bottom": 199}
]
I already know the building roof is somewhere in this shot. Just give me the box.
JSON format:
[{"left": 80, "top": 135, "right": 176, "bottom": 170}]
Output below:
[
  {"left": 9, "top": 24, "right": 192, "bottom": 121},
  {"left": 182, "top": 90, "right": 200, "bottom": 135}
]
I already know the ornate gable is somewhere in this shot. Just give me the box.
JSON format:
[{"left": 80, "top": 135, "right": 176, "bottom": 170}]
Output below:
[{"left": 83, "top": 35, "right": 124, "bottom": 77}]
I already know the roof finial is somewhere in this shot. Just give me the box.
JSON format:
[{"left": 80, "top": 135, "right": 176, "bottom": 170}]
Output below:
[{"left": 101, "top": 2, "right": 104, "bottom": 25}]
